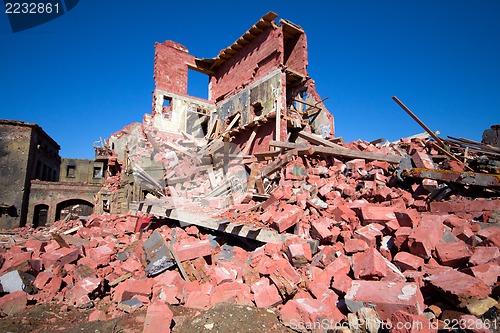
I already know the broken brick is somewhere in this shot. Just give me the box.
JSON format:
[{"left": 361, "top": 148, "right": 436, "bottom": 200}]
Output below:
[
  {"left": 142, "top": 300, "right": 173, "bottom": 333},
  {"left": 0, "top": 290, "right": 27, "bottom": 316},
  {"left": 251, "top": 278, "right": 282, "bottom": 308},
  {"left": 345, "top": 281, "right": 425, "bottom": 321},
  {"left": 393, "top": 252, "right": 425, "bottom": 272},
  {"left": 435, "top": 241, "right": 472, "bottom": 267},
  {"left": 173, "top": 239, "right": 212, "bottom": 262},
  {"left": 352, "top": 248, "right": 387, "bottom": 280}
]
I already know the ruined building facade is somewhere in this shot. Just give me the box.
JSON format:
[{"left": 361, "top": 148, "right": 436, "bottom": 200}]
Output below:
[
  {"left": 0, "top": 120, "right": 104, "bottom": 229},
  {"left": 0, "top": 120, "right": 61, "bottom": 229},
  {"left": 149, "top": 12, "right": 333, "bottom": 151},
  {"left": 97, "top": 12, "right": 335, "bottom": 214}
]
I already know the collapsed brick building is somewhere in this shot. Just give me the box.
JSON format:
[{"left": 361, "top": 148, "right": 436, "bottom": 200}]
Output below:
[
  {"left": 93, "top": 11, "right": 335, "bottom": 215},
  {"left": 0, "top": 12, "right": 499, "bottom": 333}
]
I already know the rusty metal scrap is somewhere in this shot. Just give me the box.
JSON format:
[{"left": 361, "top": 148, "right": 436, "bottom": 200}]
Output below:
[{"left": 402, "top": 168, "right": 500, "bottom": 188}]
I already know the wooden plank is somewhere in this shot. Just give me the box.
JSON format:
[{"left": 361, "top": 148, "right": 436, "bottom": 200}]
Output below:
[
  {"left": 165, "top": 142, "right": 195, "bottom": 158},
  {"left": 224, "top": 113, "right": 241, "bottom": 133},
  {"left": 241, "top": 129, "right": 258, "bottom": 156},
  {"left": 166, "top": 242, "right": 189, "bottom": 281},
  {"left": 205, "top": 115, "right": 217, "bottom": 140},
  {"left": 392, "top": 96, "right": 445, "bottom": 147},
  {"left": 270, "top": 141, "right": 402, "bottom": 164},
  {"left": 431, "top": 142, "right": 474, "bottom": 172},
  {"left": 298, "top": 131, "right": 346, "bottom": 150},
  {"left": 293, "top": 98, "right": 322, "bottom": 110},
  {"left": 109, "top": 272, "right": 133, "bottom": 287},
  {"left": 207, "top": 167, "right": 217, "bottom": 189}
]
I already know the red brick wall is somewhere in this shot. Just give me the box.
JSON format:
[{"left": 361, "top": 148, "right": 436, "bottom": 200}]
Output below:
[
  {"left": 154, "top": 41, "right": 196, "bottom": 96},
  {"left": 283, "top": 31, "right": 308, "bottom": 76},
  {"left": 211, "top": 27, "right": 283, "bottom": 101}
]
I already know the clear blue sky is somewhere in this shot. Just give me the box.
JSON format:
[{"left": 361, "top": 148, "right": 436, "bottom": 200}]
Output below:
[{"left": 1, "top": 1, "right": 499, "bottom": 159}]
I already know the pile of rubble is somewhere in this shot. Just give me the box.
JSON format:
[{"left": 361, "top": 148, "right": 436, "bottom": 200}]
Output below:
[{"left": 1, "top": 121, "right": 499, "bottom": 333}]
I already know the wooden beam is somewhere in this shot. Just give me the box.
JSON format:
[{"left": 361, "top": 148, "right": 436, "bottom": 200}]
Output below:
[
  {"left": 392, "top": 96, "right": 445, "bottom": 147},
  {"left": 270, "top": 141, "right": 403, "bottom": 164},
  {"left": 298, "top": 131, "right": 346, "bottom": 150},
  {"left": 241, "top": 129, "right": 258, "bottom": 156},
  {"left": 293, "top": 98, "right": 322, "bottom": 110},
  {"left": 224, "top": 113, "right": 241, "bottom": 133},
  {"left": 431, "top": 142, "right": 474, "bottom": 172}
]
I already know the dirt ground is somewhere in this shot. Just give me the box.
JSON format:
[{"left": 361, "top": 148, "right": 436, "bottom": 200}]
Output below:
[{"left": 0, "top": 302, "right": 294, "bottom": 333}]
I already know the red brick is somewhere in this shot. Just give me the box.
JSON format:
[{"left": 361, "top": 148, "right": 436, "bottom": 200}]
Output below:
[
  {"left": 393, "top": 252, "right": 425, "bottom": 272},
  {"left": 43, "top": 240, "right": 61, "bottom": 253},
  {"left": 251, "top": 278, "right": 282, "bottom": 308},
  {"left": 112, "top": 278, "right": 154, "bottom": 303},
  {"left": 280, "top": 298, "right": 345, "bottom": 329},
  {"left": 43, "top": 275, "right": 62, "bottom": 298},
  {"left": 331, "top": 271, "right": 352, "bottom": 295},
  {"left": 209, "top": 281, "right": 253, "bottom": 306},
  {"left": 468, "top": 263, "right": 500, "bottom": 287},
  {"left": 88, "top": 245, "right": 114, "bottom": 267},
  {"left": 270, "top": 204, "right": 303, "bottom": 233},
  {"left": 469, "top": 246, "right": 499, "bottom": 266},
  {"left": 422, "top": 179, "right": 439, "bottom": 192},
  {"left": 360, "top": 205, "right": 397, "bottom": 225},
  {"left": 268, "top": 258, "right": 302, "bottom": 297},
  {"left": 412, "top": 151, "right": 434, "bottom": 169},
  {"left": 477, "top": 227, "right": 500, "bottom": 247},
  {"left": 452, "top": 225, "right": 475, "bottom": 242},
  {"left": 41, "top": 247, "right": 80, "bottom": 268},
  {"left": 394, "top": 209, "right": 421, "bottom": 228},
  {"left": 0, "top": 291, "right": 27, "bottom": 316},
  {"left": 394, "top": 227, "right": 413, "bottom": 250},
  {"left": 390, "top": 310, "right": 437, "bottom": 333},
  {"left": 142, "top": 300, "right": 173, "bottom": 333},
  {"left": 173, "top": 239, "right": 212, "bottom": 262},
  {"left": 184, "top": 290, "right": 211, "bottom": 309},
  {"left": 408, "top": 218, "right": 444, "bottom": 259},
  {"left": 354, "top": 224, "right": 384, "bottom": 248},
  {"left": 310, "top": 221, "right": 334, "bottom": 243},
  {"left": 88, "top": 309, "right": 107, "bottom": 321},
  {"left": 344, "top": 239, "right": 369, "bottom": 254},
  {"left": 426, "top": 269, "right": 491, "bottom": 304},
  {"left": 435, "top": 241, "right": 472, "bottom": 267},
  {"left": 430, "top": 199, "right": 500, "bottom": 214},
  {"left": 34, "top": 271, "right": 54, "bottom": 290},
  {"left": 346, "top": 158, "right": 366, "bottom": 172},
  {"left": 213, "top": 264, "right": 238, "bottom": 285},
  {"left": 24, "top": 239, "right": 46, "bottom": 252},
  {"left": 403, "top": 270, "right": 426, "bottom": 288},
  {"left": 152, "top": 284, "right": 180, "bottom": 305},
  {"left": 153, "top": 270, "right": 185, "bottom": 291},
  {"left": 352, "top": 248, "right": 388, "bottom": 280},
  {"left": 286, "top": 243, "right": 312, "bottom": 267},
  {"left": 443, "top": 215, "right": 467, "bottom": 228},
  {"left": 345, "top": 281, "right": 425, "bottom": 321}
]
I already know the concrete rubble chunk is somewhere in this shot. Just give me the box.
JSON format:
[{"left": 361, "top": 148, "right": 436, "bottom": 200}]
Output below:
[
  {"left": 142, "top": 231, "right": 175, "bottom": 276},
  {"left": 0, "top": 270, "right": 27, "bottom": 293},
  {"left": 117, "top": 297, "right": 144, "bottom": 313}
]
